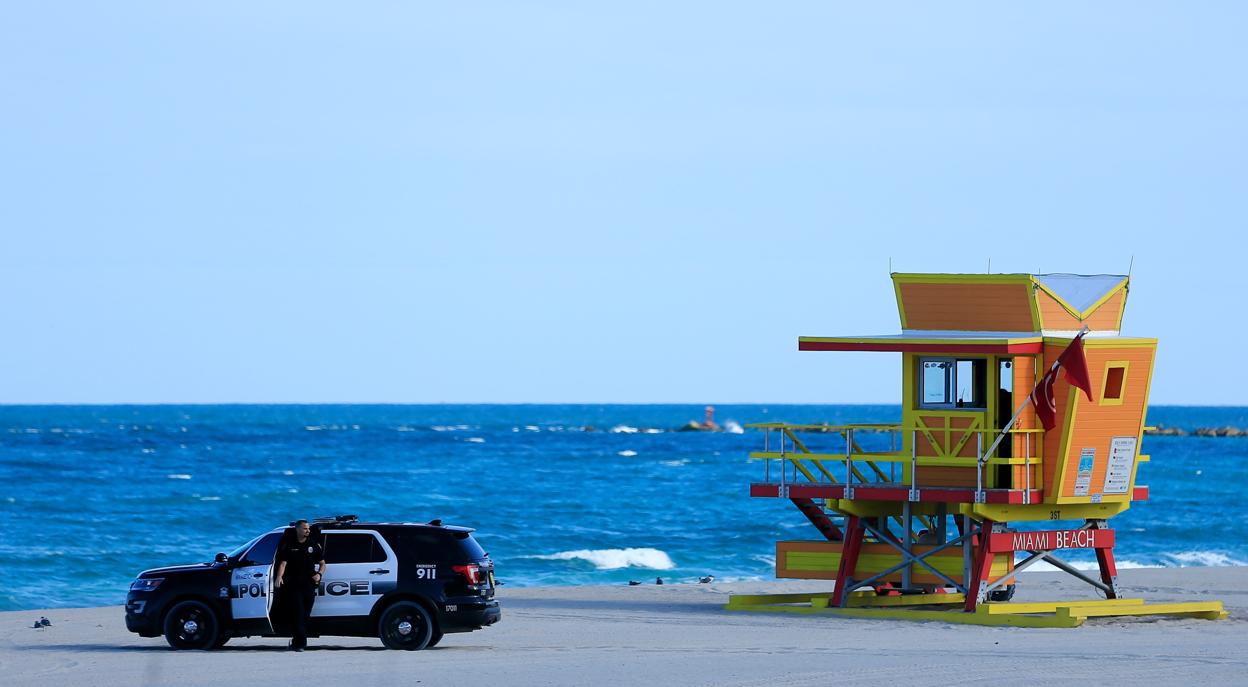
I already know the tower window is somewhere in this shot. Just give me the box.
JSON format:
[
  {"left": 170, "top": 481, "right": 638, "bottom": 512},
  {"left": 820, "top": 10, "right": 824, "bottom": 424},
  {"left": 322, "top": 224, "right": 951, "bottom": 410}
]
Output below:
[
  {"left": 918, "top": 357, "right": 987, "bottom": 409},
  {"left": 1101, "top": 362, "right": 1128, "bottom": 405}
]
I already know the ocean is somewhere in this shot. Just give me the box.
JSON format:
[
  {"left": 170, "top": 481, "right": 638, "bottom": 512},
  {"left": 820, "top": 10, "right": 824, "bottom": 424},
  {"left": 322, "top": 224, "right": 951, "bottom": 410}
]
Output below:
[{"left": 2, "top": 404, "right": 1246, "bottom": 612}]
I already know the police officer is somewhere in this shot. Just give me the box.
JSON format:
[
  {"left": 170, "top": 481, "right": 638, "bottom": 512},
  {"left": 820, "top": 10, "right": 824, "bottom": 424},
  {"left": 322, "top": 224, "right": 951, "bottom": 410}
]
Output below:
[{"left": 274, "top": 519, "right": 326, "bottom": 651}]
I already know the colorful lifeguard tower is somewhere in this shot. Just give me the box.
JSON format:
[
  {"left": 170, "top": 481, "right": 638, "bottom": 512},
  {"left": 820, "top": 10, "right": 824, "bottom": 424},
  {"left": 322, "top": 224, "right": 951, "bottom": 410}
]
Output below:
[{"left": 726, "top": 273, "right": 1226, "bottom": 626}]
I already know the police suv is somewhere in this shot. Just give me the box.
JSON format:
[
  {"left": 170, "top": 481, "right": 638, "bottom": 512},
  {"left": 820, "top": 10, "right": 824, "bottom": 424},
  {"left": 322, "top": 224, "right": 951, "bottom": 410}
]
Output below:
[{"left": 125, "top": 515, "right": 500, "bottom": 650}]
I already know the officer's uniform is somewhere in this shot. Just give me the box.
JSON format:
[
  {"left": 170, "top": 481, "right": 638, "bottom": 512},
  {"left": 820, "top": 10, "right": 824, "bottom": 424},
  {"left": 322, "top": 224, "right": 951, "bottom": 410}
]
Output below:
[{"left": 275, "top": 534, "right": 324, "bottom": 650}]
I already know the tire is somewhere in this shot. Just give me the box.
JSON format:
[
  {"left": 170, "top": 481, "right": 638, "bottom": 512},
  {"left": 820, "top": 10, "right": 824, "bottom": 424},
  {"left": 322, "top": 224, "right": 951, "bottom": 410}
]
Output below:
[
  {"left": 163, "top": 600, "right": 221, "bottom": 650},
  {"left": 426, "top": 629, "right": 443, "bottom": 648},
  {"left": 378, "top": 601, "right": 433, "bottom": 650},
  {"left": 212, "top": 635, "right": 230, "bottom": 649}
]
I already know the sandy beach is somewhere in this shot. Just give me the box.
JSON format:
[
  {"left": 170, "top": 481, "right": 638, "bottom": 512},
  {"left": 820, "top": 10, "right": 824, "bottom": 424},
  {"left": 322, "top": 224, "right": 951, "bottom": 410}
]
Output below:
[{"left": 2, "top": 567, "right": 1245, "bottom": 687}]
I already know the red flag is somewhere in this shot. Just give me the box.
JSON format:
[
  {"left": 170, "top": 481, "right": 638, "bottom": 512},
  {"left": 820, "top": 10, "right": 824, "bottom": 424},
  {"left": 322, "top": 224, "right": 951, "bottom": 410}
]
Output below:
[
  {"left": 1029, "top": 368, "right": 1059, "bottom": 431},
  {"left": 1029, "top": 332, "right": 1093, "bottom": 431},
  {"left": 1057, "top": 333, "right": 1093, "bottom": 402}
]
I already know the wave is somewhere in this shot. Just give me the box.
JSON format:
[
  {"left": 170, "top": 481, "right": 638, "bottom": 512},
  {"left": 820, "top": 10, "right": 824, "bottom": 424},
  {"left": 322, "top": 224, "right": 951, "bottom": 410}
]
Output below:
[
  {"left": 1020, "top": 558, "right": 1154, "bottom": 573},
  {"left": 609, "top": 425, "right": 640, "bottom": 434},
  {"left": 526, "top": 547, "right": 675, "bottom": 570},
  {"left": 1162, "top": 550, "right": 1248, "bottom": 567},
  {"left": 166, "top": 474, "right": 192, "bottom": 480},
  {"left": 723, "top": 421, "right": 744, "bottom": 434},
  {"left": 1018, "top": 549, "right": 1248, "bottom": 573},
  {"left": 617, "top": 450, "right": 638, "bottom": 457}
]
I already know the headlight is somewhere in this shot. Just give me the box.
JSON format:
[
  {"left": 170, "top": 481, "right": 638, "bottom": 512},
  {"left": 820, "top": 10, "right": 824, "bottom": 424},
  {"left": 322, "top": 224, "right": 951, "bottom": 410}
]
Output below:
[{"left": 130, "top": 578, "right": 164, "bottom": 592}]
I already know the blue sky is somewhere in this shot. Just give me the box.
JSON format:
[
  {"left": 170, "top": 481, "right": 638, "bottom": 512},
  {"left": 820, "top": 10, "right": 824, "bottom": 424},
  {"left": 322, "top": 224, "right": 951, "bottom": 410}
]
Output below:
[{"left": 1, "top": 3, "right": 1244, "bottom": 404}]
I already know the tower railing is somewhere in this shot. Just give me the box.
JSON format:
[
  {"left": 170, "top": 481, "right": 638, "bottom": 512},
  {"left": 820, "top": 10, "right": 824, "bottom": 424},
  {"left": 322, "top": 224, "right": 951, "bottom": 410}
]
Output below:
[{"left": 749, "top": 422, "right": 1043, "bottom": 502}]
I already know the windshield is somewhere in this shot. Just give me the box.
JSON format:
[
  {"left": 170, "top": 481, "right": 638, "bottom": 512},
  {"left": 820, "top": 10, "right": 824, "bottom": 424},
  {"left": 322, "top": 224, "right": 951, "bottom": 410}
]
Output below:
[{"left": 227, "top": 534, "right": 262, "bottom": 560}]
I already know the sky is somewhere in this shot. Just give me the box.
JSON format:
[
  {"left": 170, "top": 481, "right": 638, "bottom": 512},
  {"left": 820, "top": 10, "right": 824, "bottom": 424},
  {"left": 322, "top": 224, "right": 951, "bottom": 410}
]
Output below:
[{"left": 1, "top": 3, "right": 1245, "bottom": 405}]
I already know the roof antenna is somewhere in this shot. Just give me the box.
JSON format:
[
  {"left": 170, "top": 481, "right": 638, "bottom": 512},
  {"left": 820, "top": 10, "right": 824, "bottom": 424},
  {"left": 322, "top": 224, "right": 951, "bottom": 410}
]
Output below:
[
  {"left": 1128, "top": 255, "right": 1134, "bottom": 279},
  {"left": 889, "top": 257, "right": 893, "bottom": 274},
  {"left": 987, "top": 258, "right": 991, "bottom": 274}
]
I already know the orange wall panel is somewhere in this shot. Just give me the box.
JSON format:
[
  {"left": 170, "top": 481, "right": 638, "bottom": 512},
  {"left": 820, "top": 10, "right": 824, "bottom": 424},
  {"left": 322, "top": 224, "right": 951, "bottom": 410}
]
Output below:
[
  {"left": 1036, "top": 291, "right": 1082, "bottom": 331},
  {"left": 1036, "top": 288, "right": 1126, "bottom": 332},
  {"left": 1040, "top": 344, "right": 1074, "bottom": 500},
  {"left": 899, "top": 282, "right": 1035, "bottom": 331},
  {"left": 1011, "top": 355, "right": 1038, "bottom": 459},
  {"left": 1083, "top": 290, "right": 1126, "bottom": 331},
  {"left": 1056, "top": 344, "right": 1155, "bottom": 499}
]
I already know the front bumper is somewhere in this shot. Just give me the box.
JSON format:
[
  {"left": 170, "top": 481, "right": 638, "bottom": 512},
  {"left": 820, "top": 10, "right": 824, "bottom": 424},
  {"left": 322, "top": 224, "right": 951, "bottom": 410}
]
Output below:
[{"left": 125, "top": 594, "right": 161, "bottom": 636}]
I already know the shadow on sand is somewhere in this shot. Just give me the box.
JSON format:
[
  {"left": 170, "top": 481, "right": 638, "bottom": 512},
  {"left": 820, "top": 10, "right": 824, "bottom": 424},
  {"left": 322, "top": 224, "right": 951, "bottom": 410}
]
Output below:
[{"left": 26, "top": 643, "right": 486, "bottom": 653}]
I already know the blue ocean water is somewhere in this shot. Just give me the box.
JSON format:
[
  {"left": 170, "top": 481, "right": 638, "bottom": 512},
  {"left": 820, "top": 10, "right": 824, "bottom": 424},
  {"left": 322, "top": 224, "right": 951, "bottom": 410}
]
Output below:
[{"left": 1, "top": 404, "right": 1246, "bottom": 612}]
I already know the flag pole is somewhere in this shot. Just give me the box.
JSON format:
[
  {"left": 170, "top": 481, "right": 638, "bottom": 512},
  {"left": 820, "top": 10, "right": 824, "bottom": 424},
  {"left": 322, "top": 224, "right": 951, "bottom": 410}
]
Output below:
[{"left": 978, "top": 327, "right": 1088, "bottom": 465}]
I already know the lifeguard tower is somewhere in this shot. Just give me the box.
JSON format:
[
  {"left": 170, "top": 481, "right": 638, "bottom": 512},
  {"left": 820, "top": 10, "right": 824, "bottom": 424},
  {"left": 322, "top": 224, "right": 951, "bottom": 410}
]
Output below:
[{"left": 726, "top": 273, "right": 1226, "bottom": 626}]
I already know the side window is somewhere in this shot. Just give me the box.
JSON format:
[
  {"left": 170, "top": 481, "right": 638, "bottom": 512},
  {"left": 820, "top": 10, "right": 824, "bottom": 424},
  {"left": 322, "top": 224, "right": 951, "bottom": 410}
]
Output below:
[
  {"left": 239, "top": 533, "right": 282, "bottom": 566},
  {"left": 921, "top": 359, "right": 953, "bottom": 405},
  {"left": 1101, "top": 362, "right": 1128, "bottom": 406},
  {"left": 324, "top": 533, "right": 387, "bottom": 564},
  {"left": 394, "top": 532, "right": 452, "bottom": 560},
  {"left": 919, "top": 357, "right": 987, "bottom": 409}
]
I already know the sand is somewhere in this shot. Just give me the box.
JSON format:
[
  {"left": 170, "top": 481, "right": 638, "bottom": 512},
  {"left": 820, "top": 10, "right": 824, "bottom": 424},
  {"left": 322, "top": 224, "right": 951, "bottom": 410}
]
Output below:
[{"left": 3, "top": 567, "right": 1246, "bottom": 687}]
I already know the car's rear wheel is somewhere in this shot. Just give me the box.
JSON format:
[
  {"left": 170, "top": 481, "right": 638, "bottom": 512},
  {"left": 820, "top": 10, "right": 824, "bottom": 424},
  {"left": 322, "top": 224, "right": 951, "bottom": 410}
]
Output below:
[
  {"left": 378, "top": 601, "right": 433, "bottom": 650},
  {"left": 163, "top": 600, "right": 220, "bottom": 650},
  {"left": 426, "top": 629, "right": 443, "bottom": 648}
]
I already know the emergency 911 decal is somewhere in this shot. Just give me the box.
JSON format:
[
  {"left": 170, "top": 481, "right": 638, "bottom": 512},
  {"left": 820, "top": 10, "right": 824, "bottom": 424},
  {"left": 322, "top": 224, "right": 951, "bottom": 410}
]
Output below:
[{"left": 416, "top": 564, "right": 436, "bottom": 579}]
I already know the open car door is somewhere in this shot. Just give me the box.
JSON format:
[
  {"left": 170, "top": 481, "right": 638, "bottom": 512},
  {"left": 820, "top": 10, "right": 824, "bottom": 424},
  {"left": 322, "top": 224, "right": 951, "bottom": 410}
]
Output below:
[{"left": 230, "top": 531, "right": 283, "bottom": 635}]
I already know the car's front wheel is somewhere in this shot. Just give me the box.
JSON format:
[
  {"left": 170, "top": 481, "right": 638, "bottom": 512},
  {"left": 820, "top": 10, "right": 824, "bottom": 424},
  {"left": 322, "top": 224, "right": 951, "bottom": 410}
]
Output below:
[
  {"left": 378, "top": 601, "right": 433, "bottom": 650},
  {"left": 163, "top": 600, "right": 221, "bottom": 650}
]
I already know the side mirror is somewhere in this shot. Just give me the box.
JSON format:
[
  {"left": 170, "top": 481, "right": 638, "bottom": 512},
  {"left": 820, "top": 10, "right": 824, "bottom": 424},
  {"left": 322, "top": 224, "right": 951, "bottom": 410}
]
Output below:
[{"left": 215, "top": 552, "right": 228, "bottom": 564}]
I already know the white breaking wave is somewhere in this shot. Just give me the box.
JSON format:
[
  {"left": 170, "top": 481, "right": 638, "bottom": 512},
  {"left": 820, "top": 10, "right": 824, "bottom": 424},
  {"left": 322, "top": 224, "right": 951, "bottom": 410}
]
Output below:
[
  {"left": 432, "top": 424, "right": 473, "bottom": 432},
  {"left": 167, "top": 474, "right": 192, "bottom": 480},
  {"left": 723, "top": 421, "right": 744, "bottom": 434},
  {"left": 527, "top": 547, "right": 675, "bottom": 570},
  {"left": 1021, "top": 558, "right": 1153, "bottom": 573},
  {"left": 1019, "top": 549, "right": 1248, "bottom": 573},
  {"left": 610, "top": 425, "right": 640, "bottom": 434},
  {"left": 466, "top": 437, "right": 486, "bottom": 443},
  {"left": 618, "top": 450, "right": 638, "bottom": 457},
  {"left": 1163, "top": 551, "right": 1248, "bottom": 567}
]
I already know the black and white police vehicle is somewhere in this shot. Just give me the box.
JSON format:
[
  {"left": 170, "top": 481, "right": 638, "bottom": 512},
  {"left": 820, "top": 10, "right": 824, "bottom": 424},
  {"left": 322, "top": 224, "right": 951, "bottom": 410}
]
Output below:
[{"left": 125, "top": 515, "right": 499, "bottom": 650}]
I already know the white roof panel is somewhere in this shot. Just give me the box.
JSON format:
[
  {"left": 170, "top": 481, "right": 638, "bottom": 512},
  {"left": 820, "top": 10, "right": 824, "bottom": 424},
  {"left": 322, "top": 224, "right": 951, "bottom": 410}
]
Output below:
[{"left": 1034, "top": 274, "right": 1127, "bottom": 313}]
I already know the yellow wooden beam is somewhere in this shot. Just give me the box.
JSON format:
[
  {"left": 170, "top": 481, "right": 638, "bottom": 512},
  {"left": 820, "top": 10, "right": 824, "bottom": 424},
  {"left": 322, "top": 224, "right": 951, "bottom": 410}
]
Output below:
[
  {"left": 724, "top": 603, "right": 1083, "bottom": 628},
  {"left": 978, "top": 598, "right": 1144, "bottom": 615},
  {"left": 1058, "top": 601, "right": 1227, "bottom": 621}
]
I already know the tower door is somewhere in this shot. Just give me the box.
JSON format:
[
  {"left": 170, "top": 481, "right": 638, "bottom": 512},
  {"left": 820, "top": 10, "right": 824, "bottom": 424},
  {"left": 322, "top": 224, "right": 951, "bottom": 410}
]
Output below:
[{"left": 996, "top": 358, "right": 1014, "bottom": 458}]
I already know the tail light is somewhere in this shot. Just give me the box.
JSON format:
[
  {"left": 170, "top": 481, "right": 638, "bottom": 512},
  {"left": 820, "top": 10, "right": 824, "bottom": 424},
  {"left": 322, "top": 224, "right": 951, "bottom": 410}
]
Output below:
[{"left": 453, "top": 564, "right": 482, "bottom": 585}]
